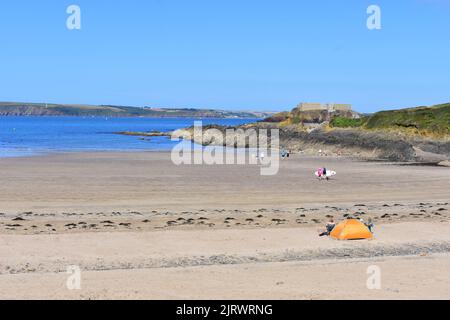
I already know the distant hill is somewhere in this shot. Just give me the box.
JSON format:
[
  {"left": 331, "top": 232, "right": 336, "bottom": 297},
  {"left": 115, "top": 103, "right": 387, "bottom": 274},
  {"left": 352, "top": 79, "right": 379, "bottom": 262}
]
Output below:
[
  {"left": 0, "top": 102, "right": 271, "bottom": 119},
  {"left": 330, "top": 103, "right": 450, "bottom": 137}
]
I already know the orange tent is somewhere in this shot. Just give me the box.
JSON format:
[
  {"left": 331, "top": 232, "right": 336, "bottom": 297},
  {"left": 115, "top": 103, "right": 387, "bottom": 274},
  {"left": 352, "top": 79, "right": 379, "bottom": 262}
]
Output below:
[{"left": 330, "top": 219, "right": 373, "bottom": 240}]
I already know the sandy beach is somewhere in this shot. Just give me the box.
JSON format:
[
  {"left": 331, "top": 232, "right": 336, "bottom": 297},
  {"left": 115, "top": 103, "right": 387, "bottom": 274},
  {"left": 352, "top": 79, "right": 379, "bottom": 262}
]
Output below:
[{"left": 0, "top": 151, "right": 449, "bottom": 299}]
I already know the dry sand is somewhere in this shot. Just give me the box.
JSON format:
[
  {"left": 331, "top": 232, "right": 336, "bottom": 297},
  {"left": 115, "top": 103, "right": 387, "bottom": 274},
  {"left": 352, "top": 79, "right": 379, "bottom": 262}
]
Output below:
[{"left": 0, "top": 152, "right": 449, "bottom": 299}]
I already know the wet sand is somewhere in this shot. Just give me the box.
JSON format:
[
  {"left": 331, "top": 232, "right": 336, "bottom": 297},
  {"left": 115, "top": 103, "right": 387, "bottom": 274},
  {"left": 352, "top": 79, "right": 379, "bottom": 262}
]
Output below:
[{"left": 0, "top": 152, "right": 449, "bottom": 299}]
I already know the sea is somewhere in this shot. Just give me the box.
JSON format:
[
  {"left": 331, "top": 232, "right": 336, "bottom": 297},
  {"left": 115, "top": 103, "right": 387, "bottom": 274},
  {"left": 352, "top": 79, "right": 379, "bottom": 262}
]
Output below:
[{"left": 0, "top": 116, "right": 259, "bottom": 158}]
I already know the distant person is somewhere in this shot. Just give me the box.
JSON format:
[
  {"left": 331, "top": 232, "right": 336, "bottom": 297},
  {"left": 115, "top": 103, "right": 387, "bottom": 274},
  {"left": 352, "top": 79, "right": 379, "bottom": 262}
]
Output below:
[
  {"left": 366, "top": 218, "right": 374, "bottom": 233},
  {"left": 317, "top": 167, "right": 324, "bottom": 178},
  {"left": 319, "top": 219, "right": 336, "bottom": 237},
  {"left": 260, "top": 152, "right": 265, "bottom": 163}
]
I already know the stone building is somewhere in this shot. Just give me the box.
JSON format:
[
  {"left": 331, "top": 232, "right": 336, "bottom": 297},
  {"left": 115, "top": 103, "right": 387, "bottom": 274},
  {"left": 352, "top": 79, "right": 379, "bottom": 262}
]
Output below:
[{"left": 297, "top": 103, "right": 352, "bottom": 112}]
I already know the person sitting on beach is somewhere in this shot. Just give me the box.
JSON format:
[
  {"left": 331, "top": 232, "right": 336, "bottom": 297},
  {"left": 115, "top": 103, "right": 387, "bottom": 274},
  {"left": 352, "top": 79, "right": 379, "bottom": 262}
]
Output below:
[
  {"left": 359, "top": 217, "right": 375, "bottom": 234},
  {"left": 318, "top": 219, "right": 335, "bottom": 237},
  {"left": 365, "top": 217, "right": 374, "bottom": 233}
]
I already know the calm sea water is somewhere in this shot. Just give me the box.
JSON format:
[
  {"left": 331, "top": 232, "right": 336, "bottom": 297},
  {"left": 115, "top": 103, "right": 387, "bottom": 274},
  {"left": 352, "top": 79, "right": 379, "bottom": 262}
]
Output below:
[{"left": 0, "top": 116, "right": 259, "bottom": 157}]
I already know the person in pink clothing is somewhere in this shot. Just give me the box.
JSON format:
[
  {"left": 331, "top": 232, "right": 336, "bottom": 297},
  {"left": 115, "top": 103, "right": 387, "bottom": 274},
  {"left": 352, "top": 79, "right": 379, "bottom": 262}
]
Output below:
[{"left": 317, "top": 167, "right": 324, "bottom": 177}]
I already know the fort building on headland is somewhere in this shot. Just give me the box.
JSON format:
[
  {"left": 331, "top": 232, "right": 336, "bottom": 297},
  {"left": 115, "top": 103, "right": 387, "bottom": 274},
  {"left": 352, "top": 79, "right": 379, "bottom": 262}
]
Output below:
[{"left": 297, "top": 103, "right": 352, "bottom": 112}]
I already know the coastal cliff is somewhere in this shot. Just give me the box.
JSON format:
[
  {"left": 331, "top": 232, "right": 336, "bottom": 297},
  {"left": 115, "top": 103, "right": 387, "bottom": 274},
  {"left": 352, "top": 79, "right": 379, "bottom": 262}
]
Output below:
[
  {"left": 0, "top": 102, "right": 271, "bottom": 119},
  {"left": 169, "top": 103, "right": 450, "bottom": 163}
]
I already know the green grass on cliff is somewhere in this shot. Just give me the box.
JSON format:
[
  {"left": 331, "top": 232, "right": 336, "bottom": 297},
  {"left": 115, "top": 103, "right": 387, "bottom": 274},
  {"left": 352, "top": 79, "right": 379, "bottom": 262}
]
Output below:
[
  {"left": 330, "top": 103, "right": 450, "bottom": 137},
  {"left": 329, "top": 117, "right": 365, "bottom": 128}
]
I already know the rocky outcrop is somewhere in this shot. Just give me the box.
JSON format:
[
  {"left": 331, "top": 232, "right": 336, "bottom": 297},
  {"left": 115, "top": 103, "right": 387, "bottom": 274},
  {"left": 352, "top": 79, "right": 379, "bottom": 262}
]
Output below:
[{"left": 175, "top": 123, "right": 450, "bottom": 162}]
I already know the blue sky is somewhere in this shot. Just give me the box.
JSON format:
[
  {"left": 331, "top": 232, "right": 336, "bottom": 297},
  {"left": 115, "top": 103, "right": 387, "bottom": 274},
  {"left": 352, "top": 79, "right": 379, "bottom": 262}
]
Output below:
[{"left": 0, "top": 0, "right": 449, "bottom": 112}]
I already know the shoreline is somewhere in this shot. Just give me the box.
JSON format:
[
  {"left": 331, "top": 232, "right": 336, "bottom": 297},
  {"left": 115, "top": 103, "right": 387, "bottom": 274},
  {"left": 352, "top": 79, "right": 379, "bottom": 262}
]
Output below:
[{"left": 2, "top": 147, "right": 448, "bottom": 168}]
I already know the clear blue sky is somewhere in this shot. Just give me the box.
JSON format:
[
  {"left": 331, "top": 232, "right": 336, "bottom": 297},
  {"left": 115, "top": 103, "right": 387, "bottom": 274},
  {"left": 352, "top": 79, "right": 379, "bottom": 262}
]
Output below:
[{"left": 0, "top": 0, "right": 449, "bottom": 113}]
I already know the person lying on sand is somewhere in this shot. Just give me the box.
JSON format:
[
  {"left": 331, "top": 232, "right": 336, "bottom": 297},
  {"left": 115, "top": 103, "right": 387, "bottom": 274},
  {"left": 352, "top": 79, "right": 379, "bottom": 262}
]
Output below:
[{"left": 318, "top": 219, "right": 336, "bottom": 237}]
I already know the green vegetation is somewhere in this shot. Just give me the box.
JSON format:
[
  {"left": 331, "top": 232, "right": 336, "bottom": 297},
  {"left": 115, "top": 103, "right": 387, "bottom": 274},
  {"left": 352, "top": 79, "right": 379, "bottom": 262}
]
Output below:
[
  {"left": 329, "top": 116, "right": 365, "bottom": 128},
  {"left": 364, "top": 104, "right": 450, "bottom": 135},
  {"left": 330, "top": 103, "right": 450, "bottom": 137}
]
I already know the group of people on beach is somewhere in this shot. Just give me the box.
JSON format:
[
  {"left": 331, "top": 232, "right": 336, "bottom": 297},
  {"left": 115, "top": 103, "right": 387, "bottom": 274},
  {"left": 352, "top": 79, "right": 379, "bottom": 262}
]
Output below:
[{"left": 255, "top": 149, "right": 291, "bottom": 163}]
